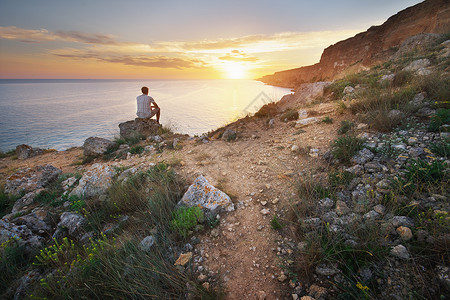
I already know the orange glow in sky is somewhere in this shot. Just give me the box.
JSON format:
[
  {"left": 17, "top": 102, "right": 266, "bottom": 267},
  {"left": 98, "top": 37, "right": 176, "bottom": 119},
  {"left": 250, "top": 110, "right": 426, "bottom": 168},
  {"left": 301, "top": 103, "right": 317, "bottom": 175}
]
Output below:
[{"left": 0, "top": 1, "right": 422, "bottom": 79}]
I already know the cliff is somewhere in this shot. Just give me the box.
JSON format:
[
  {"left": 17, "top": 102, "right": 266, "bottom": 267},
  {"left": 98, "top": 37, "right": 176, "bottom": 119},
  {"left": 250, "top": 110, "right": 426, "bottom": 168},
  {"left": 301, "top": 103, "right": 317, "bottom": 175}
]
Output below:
[{"left": 259, "top": 0, "right": 450, "bottom": 88}]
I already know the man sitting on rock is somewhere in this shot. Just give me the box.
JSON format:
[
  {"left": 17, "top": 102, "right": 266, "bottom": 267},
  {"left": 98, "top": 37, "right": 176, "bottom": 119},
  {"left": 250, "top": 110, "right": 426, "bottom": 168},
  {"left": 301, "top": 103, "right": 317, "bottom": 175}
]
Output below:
[{"left": 136, "top": 86, "right": 160, "bottom": 124}]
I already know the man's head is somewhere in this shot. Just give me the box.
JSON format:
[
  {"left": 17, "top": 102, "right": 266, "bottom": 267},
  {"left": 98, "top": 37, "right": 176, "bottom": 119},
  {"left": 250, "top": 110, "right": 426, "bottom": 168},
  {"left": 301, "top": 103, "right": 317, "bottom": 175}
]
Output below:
[{"left": 141, "top": 86, "right": 149, "bottom": 95}]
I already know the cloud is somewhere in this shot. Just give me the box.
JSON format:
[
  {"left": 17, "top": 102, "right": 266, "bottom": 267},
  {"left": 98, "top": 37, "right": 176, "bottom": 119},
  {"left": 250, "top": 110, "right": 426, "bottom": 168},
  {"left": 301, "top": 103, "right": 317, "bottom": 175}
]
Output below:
[
  {"left": 51, "top": 48, "right": 206, "bottom": 69},
  {"left": 0, "top": 26, "right": 121, "bottom": 45},
  {"left": 219, "top": 50, "right": 258, "bottom": 62}
]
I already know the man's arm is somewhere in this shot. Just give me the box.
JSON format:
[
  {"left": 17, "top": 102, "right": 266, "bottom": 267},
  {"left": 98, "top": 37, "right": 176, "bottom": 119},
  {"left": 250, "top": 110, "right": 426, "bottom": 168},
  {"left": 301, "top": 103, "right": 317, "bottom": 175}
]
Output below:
[{"left": 151, "top": 101, "right": 159, "bottom": 108}]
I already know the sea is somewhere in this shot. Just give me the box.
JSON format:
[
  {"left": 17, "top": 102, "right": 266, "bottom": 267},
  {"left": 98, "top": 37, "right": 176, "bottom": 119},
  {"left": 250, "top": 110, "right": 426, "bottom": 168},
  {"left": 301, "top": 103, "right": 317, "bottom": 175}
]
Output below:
[{"left": 0, "top": 79, "right": 290, "bottom": 152}]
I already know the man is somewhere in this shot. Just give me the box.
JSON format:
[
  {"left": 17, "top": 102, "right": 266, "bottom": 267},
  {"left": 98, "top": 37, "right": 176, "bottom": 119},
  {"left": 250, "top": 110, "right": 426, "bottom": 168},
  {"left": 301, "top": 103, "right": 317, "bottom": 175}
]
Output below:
[{"left": 136, "top": 86, "right": 160, "bottom": 124}]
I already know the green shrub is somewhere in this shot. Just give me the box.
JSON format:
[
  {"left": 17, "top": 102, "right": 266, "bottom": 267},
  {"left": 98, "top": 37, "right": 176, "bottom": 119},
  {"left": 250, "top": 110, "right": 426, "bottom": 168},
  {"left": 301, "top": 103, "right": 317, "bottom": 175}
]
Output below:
[
  {"left": 114, "top": 132, "right": 144, "bottom": 146},
  {"left": 404, "top": 158, "right": 448, "bottom": 184},
  {"left": 429, "top": 137, "right": 450, "bottom": 158},
  {"left": 280, "top": 109, "right": 299, "bottom": 122},
  {"left": 328, "top": 170, "right": 354, "bottom": 188},
  {"left": 325, "top": 80, "right": 353, "bottom": 100},
  {"left": 129, "top": 145, "right": 144, "bottom": 154},
  {"left": 0, "top": 149, "right": 15, "bottom": 159},
  {"left": 270, "top": 215, "right": 284, "bottom": 230},
  {"left": 1, "top": 237, "right": 33, "bottom": 293},
  {"left": 322, "top": 116, "right": 333, "bottom": 124},
  {"left": 338, "top": 120, "right": 354, "bottom": 134},
  {"left": 0, "top": 186, "right": 20, "bottom": 217},
  {"left": 171, "top": 206, "right": 204, "bottom": 238},
  {"left": 331, "top": 136, "right": 365, "bottom": 164},
  {"left": 428, "top": 109, "right": 450, "bottom": 132}
]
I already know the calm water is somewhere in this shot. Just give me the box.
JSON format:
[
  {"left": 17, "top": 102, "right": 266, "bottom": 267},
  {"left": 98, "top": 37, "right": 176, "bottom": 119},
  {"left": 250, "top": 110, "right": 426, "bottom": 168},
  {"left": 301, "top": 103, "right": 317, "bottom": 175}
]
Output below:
[{"left": 0, "top": 79, "right": 290, "bottom": 151}]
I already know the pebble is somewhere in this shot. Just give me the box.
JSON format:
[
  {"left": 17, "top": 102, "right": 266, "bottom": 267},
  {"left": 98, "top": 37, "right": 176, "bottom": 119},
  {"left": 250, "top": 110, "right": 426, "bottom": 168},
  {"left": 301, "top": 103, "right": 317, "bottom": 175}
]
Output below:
[{"left": 260, "top": 208, "right": 270, "bottom": 215}]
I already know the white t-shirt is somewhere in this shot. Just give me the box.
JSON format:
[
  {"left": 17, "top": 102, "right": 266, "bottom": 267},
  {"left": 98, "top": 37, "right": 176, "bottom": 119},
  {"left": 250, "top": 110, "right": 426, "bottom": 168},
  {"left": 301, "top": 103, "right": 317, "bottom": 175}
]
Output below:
[{"left": 136, "top": 94, "right": 155, "bottom": 118}]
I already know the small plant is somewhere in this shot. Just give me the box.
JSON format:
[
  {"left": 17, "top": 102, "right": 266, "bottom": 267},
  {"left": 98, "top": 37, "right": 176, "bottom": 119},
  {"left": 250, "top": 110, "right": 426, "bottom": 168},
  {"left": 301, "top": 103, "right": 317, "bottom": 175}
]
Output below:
[
  {"left": 330, "top": 136, "right": 365, "bottom": 164},
  {"left": 81, "top": 155, "right": 96, "bottom": 165},
  {"left": 328, "top": 170, "right": 354, "bottom": 188},
  {"left": 270, "top": 215, "right": 284, "bottom": 230},
  {"left": 170, "top": 206, "right": 204, "bottom": 238},
  {"left": 428, "top": 108, "right": 450, "bottom": 132},
  {"left": 429, "top": 137, "right": 450, "bottom": 158},
  {"left": 0, "top": 186, "right": 20, "bottom": 217},
  {"left": 0, "top": 149, "right": 15, "bottom": 158},
  {"left": 404, "top": 158, "right": 447, "bottom": 184},
  {"left": 338, "top": 120, "right": 354, "bottom": 134},
  {"left": 129, "top": 145, "right": 144, "bottom": 154},
  {"left": 280, "top": 109, "right": 299, "bottom": 122},
  {"left": 322, "top": 116, "right": 333, "bottom": 124}
]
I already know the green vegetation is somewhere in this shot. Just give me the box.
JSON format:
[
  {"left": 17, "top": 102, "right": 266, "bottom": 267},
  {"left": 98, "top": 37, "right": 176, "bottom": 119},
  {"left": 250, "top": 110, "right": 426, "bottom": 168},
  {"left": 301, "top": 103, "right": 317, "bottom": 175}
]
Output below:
[
  {"left": 338, "top": 120, "right": 354, "bottom": 134},
  {"left": 270, "top": 215, "right": 284, "bottom": 230},
  {"left": 322, "top": 116, "right": 333, "bottom": 124},
  {"left": 0, "top": 149, "right": 15, "bottom": 159},
  {"left": 0, "top": 186, "right": 20, "bottom": 217},
  {"left": 22, "top": 163, "right": 221, "bottom": 299},
  {"left": 171, "top": 206, "right": 204, "bottom": 238},
  {"left": 429, "top": 137, "right": 450, "bottom": 158},
  {"left": 280, "top": 109, "right": 299, "bottom": 122},
  {"left": 330, "top": 136, "right": 365, "bottom": 164},
  {"left": 1, "top": 237, "right": 34, "bottom": 293},
  {"left": 129, "top": 145, "right": 144, "bottom": 154},
  {"left": 428, "top": 108, "right": 450, "bottom": 132}
]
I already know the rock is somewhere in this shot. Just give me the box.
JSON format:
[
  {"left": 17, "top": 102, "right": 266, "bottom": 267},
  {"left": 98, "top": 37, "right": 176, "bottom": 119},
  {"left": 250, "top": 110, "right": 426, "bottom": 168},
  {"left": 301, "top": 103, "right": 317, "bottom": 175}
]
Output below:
[
  {"left": 119, "top": 118, "right": 161, "bottom": 139},
  {"left": 202, "top": 282, "right": 210, "bottom": 290},
  {"left": 277, "top": 82, "right": 331, "bottom": 110},
  {"left": 335, "top": 200, "right": 350, "bottom": 216},
  {"left": 409, "top": 147, "right": 425, "bottom": 158},
  {"left": 291, "top": 145, "right": 300, "bottom": 152},
  {"left": 0, "top": 220, "right": 43, "bottom": 252},
  {"left": 300, "top": 297, "right": 315, "bottom": 300},
  {"left": 363, "top": 210, "right": 380, "bottom": 221},
  {"left": 197, "top": 273, "right": 208, "bottom": 282},
  {"left": 373, "top": 204, "right": 386, "bottom": 215},
  {"left": 416, "top": 229, "right": 429, "bottom": 242},
  {"left": 179, "top": 176, "right": 234, "bottom": 213},
  {"left": 70, "top": 163, "right": 116, "bottom": 198},
  {"left": 309, "top": 148, "right": 319, "bottom": 157},
  {"left": 390, "top": 244, "right": 410, "bottom": 259},
  {"left": 403, "top": 58, "right": 431, "bottom": 73},
  {"left": 83, "top": 137, "right": 114, "bottom": 157},
  {"left": 295, "top": 117, "right": 319, "bottom": 128},
  {"left": 53, "top": 212, "right": 86, "bottom": 238},
  {"left": 409, "top": 93, "right": 426, "bottom": 109},
  {"left": 351, "top": 148, "right": 374, "bottom": 165},
  {"left": 396, "top": 226, "right": 413, "bottom": 241},
  {"left": 346, "top": 165, "right": 364, "bottom": 176},
  {"left": 257, "top": 290, "right": 267, "bottom": 300},
  {"left": 388, "top": 109, "right": 403, "bottom": 121},
  {"left": 12, "top": 189, "right": 43, "bottom": 213},
  {"left": 343, "top": 86, "right": 355, "bottom": 95},
  {"left": 5, "top": 165, "right": 62, "bottom": 196},
  {"left": 14, "top": 269, "right": 42, "bottom": 300},
  {"left": 61, "top": 177, "right": 77, "bottom": 193},
  {"left": 376, "top": 179, "right": 391, "bottom": 193},
  {"left": 393, "top": 33, "right": 441, "bottom": 59},
  {"left": 315, "top": 263, "right": 339, "bottom": 276},
  {"left": 174, "top": 252, "right": 192, "bottom": 266},
  {"left": 309, "top": 284, "right": 327, "bottom": 299},
  {"left": 260, "top": 208, "right": 270, "bottom": 215},
  {"left": 380, "top": 74, "right": 395, "bottom": 83},
  {"left": 391, "top": 216, "right": 414, "bottom": 228},
  {"left": 102, "top": 215, "right": 129, "bottom": 235},
  {"left": 436, "top": 265, "right": 450, "bottom": 292},
  {"left": 268, "top": 119, "right": 275, "bottom": 128},
  {"left": 14, "top": 209, "right": 52, "bottom": 234},
  {"left": 319, "top": 198, "right": 334, "bottom": 209},
  {"left": 298, "top": 109, "right": 308, "bottom": 119},
  {"left": 292, "top": 294, "right": 299, "bottom": 300},
  {"left": 139, "top": 236, "right": 155, "bottom": 252},
  {"left": 222, "top": 129, "right": 237, "bottom": 141},
  {"left": 278, "top": 273, "right": 288, "bottom": 282},
  {"left": 15, "top": 144, "right": 44, "bottom": 160}
]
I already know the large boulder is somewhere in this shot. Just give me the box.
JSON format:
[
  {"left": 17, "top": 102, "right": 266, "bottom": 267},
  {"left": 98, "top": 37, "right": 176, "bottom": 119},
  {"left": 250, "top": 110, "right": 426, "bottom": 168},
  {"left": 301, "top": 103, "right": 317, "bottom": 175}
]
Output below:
[
  {"left": 70, "top": 163, "right": 116, "bottom": 198},
  {"left": 15, "top": 144, "right": 44, "bottom": 160},
  {"left": 178, "top": 175, "right": 234, "bottom": 214},
  {"left": 0, "top": 220, "right": 43, "bottom": 252},
  {"left": 5, "top": 165, "right": 62, "bottom": 196},
  {"left": 53, "top": 212, "right": 86, "bottom": 239},
  {"left": 83, "top": 137, "right": 114, "bottom": 157},
  {"left": 119, "top": 118, "right": 161, "bottom": 139},
  {"left": 278, "top": 82, "right": 331, "bottom": 110}
]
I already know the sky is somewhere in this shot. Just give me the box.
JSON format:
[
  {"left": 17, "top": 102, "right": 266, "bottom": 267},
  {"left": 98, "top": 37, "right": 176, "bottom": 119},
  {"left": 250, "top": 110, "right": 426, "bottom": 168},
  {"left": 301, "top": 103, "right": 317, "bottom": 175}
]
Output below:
[{"left": 0, "top": 0, "right": 423, "bottom": 80}]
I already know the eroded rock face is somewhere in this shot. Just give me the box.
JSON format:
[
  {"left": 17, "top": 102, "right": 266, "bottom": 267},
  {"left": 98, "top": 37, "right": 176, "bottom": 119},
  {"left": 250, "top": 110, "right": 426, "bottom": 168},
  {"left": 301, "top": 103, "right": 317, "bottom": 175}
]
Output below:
[
  {"left": 259, "top": 0, "right": 450, "bottom": 87},
  {"left": 178, "top": 175, "right": 234, "bottom": 213},
  {"left": 119, "top": 118, "right": 161, "bottom": 139},
  {"left": 70, "top": 163, "right": 116, "bottom": 198},
  {"left": 53, "top": 212, "right": 86, "bottom": 238},
  {"left": 83, "top": 137, "right": 114, "bottom": 157},
  {"left": 5, "top": 165, "right": 62, "bottom": 196},
  {"left": 0, "top": 220, "right": 43, "bottom": 252},
  {"left": 278, "top": 82, "right": 331, "bottom": 110},
  {"left": 16, "top": 144, "right": 44, "bottom": 160}
]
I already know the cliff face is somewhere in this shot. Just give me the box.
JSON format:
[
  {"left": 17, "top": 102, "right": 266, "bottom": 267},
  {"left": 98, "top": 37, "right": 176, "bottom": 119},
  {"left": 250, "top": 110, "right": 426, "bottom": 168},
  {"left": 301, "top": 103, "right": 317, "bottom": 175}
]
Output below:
[{"left": 260, "top": 0, "right": 450, "bottom": 88}]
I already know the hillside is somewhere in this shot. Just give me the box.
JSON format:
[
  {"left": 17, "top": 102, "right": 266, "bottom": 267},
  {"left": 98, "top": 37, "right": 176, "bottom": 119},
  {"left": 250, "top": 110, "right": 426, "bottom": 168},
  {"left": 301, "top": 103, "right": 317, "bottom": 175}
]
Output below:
[{"left": 259, "top": 0, "right": 450, "bottom": 88}]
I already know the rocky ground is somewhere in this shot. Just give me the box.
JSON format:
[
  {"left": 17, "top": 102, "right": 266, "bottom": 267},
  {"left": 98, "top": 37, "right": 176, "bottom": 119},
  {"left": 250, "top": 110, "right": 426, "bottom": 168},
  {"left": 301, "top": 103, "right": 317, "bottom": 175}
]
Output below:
[{"left": 1, "top": 35, "right": 449, "bottom": 299}]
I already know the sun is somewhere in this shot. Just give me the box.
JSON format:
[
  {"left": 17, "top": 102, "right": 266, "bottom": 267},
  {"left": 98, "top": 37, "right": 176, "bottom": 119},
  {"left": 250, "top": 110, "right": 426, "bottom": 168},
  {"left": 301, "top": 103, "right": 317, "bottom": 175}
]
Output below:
[{"left": 223, "top": 61, "right": 246, "bottom": 79}]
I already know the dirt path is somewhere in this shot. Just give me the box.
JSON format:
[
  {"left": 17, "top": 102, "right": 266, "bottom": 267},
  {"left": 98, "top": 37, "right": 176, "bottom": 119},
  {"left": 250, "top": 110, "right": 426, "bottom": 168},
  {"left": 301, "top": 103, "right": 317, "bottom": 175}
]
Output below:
[{"left": 1, "top": 102, "right": 346, "bottom": 299}]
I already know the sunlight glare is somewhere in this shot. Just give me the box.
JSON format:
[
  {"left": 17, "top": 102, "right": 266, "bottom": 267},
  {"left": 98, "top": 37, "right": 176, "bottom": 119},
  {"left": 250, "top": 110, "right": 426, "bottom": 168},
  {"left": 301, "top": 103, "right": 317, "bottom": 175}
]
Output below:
[{"left": 223, "top": 61, "right": 246, "bottom": 79}]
